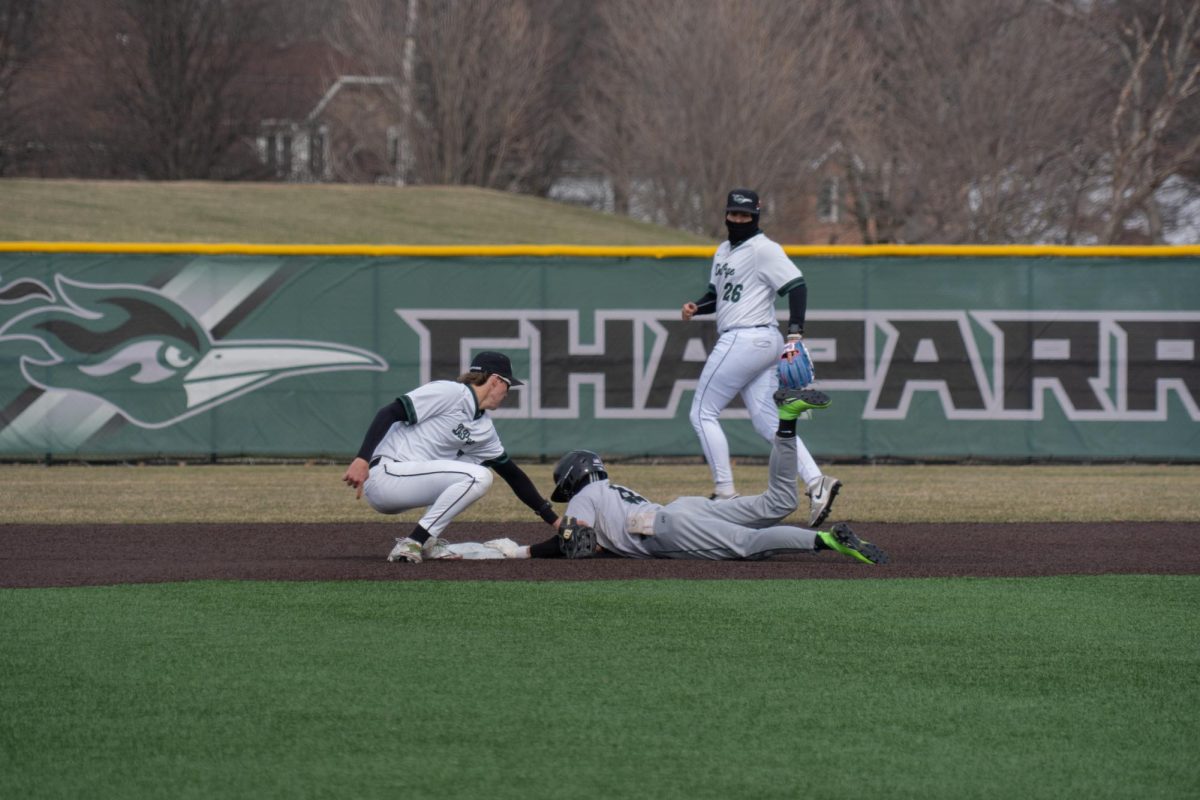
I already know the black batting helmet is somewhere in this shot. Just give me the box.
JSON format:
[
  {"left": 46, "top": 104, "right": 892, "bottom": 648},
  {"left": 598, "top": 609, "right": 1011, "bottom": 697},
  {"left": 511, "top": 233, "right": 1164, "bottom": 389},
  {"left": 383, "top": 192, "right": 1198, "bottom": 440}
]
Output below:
[{"left": 551, "top": 450, "right": 607, "bottom": 502}]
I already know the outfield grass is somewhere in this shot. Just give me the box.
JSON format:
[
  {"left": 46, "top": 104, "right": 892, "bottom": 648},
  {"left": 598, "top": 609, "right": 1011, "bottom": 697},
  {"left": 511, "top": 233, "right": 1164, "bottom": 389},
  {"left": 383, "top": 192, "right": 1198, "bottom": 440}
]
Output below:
[
  {"left": 0, "top": 179, "right": 712, "bottom": 246},
  {"left": 2, "top": 577, "right": 1197, "bottom": 799},
  {"left": 2, "top": 462, "right": 1198, "bottom": 524}
]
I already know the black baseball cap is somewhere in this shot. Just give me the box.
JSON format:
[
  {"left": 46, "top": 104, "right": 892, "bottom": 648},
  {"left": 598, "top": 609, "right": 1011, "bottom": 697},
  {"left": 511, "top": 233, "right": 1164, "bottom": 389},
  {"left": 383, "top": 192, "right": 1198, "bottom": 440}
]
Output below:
[
  {"left": 725, "top": 189, "right": 761, "bottom": 215},
  {"left": 469, "top": 351, "right": 524, "bottom": 386}
]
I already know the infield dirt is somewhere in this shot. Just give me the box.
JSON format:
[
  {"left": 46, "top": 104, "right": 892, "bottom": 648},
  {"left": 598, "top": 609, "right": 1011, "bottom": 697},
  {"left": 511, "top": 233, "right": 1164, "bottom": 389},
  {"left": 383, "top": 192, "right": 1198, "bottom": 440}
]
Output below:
[{"left": 3, "top": 521, "right": 1198, "bottom": 588}]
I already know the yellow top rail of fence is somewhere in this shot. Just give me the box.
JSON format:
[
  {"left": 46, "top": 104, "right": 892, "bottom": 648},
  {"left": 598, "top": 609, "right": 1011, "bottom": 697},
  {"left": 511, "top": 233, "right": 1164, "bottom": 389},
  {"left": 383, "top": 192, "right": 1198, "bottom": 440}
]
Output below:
[{"left": 1, "top": 241, "right": 1199, "bottom": 258}]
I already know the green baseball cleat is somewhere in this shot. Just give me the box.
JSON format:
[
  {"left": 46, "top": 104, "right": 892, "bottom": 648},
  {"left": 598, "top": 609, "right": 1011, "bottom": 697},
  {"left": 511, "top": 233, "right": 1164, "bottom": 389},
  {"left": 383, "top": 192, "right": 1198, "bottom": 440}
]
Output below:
[
  {"left": 817, "top": 522, "right": 889, "bottom": 565},
  {"left": 773, "top": 387, "right": 831, "bottom": 420}
]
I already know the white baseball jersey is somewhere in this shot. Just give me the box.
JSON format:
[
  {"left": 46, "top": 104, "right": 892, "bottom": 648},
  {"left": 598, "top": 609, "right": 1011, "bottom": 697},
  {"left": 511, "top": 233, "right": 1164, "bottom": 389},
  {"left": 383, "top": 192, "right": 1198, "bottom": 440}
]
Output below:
[
  {"left": 709, "top": 233, "right": 804, "bottom": 333},
  {"left": 690, "top": 230, "right": 825, "bottom": 492},
  {"left": 371, "top": 380, "right": 505, "bottom": 465}
]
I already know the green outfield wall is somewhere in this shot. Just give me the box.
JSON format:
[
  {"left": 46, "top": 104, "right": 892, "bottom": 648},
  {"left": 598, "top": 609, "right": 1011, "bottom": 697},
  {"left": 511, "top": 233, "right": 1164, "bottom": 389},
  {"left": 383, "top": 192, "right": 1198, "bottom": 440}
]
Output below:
[{"left": 1, "top": 245, "right": 1197, "bottom": 461}]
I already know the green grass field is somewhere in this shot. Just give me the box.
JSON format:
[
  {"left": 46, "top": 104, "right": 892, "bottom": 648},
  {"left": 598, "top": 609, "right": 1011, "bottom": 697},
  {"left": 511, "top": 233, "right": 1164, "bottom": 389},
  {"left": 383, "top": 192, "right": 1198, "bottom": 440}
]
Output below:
[
  {"left": 2, "top": 461, "right": 1199, "bottom": 523},
  {"left": 2, "top": 181, "right": 1197, "bottom": 798},
  {"left": 3, "top": 577, "right": 1197, "bottom": 799},
  {"left": 0, "top": 179, "right": 712, "bottom": 245}
]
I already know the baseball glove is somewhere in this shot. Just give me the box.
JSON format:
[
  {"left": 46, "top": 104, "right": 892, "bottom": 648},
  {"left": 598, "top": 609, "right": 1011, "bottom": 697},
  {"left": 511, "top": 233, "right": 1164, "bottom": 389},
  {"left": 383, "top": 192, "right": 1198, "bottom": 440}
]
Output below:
[
  {"left": 778, "top": 339, "right": 815, "bottom": 389},
  {"left": 557, "top": 516, "right": 600, "bottom": 559}
]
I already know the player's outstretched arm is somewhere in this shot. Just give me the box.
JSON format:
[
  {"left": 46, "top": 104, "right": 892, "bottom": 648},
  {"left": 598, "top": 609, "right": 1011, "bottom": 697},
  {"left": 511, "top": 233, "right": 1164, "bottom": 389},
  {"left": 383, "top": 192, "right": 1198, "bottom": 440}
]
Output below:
[{"left": 490, "top": 457, "right": 559, "bottom": 525}]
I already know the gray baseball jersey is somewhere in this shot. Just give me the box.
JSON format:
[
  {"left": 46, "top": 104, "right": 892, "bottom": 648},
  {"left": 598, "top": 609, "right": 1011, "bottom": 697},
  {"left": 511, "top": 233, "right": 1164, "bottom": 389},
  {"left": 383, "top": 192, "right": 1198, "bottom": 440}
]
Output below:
[
  {"left": 564, "top": 480, "right": 660, "bottom": 558},
  {"left": 371, "top": 380, "right": 504, "bottom": 464}
]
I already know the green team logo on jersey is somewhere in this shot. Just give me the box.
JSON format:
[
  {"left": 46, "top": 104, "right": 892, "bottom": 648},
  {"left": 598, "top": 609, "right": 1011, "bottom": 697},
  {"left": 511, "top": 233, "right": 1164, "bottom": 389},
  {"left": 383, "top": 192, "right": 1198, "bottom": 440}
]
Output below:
[{"left": 452, "top": 422, "right": 476, "bottom": 444}]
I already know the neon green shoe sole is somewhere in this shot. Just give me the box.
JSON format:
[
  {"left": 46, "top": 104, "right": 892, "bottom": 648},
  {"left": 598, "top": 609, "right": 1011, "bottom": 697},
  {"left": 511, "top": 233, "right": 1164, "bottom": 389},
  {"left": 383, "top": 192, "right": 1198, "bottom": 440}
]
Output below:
[
  {"left": 818, "top": 523, "right": 889, "bottom": 565},
  {"left": 773, "top": 388, "right": 832, "bottom": 420}
]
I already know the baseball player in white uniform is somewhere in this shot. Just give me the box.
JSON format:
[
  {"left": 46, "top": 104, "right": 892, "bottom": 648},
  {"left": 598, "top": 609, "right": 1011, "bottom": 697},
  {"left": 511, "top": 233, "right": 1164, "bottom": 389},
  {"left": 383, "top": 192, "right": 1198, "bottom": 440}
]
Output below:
[
  {"left": 341, "top": 351, "right": 559, "bottom": 563},
  {"left": 484, "top": 388, "right": 887, "bottom": 564},
  {"left": 681, "top": 188, "right": 841, "bottom": 526}
]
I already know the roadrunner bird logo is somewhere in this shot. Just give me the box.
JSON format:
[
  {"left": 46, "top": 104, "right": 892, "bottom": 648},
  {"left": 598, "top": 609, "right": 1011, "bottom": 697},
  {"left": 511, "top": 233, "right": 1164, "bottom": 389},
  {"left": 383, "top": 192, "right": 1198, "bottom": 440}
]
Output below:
[{"left": 0, "top": 275, "right": 387, "bottom": 428}]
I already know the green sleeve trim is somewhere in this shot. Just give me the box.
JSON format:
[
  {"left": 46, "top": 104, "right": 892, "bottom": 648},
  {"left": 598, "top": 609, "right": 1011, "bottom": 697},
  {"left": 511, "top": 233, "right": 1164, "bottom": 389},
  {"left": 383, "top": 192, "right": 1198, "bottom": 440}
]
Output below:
[
  {"left": 482, "top": 452, "right": 511, "bottom": 468},
  {"left": 400, "top": 394, "right": 417, "bottom": 424},
  {"left": 468, "top": 386, "right": 483, "bottom": 418},
  {"left": 777, "top": 276, "right": 806, "bottom": 297}
]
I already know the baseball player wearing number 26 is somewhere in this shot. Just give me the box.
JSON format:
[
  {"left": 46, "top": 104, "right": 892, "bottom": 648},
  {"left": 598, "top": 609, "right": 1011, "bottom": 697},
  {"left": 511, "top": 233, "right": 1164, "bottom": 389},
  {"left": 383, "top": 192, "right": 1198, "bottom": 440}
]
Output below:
[
  {"left": 341, "top": 351, "right": 559, "bottom": 563},
  {"left": 681, "top": 188, "right": 841, "bottom": 526}
]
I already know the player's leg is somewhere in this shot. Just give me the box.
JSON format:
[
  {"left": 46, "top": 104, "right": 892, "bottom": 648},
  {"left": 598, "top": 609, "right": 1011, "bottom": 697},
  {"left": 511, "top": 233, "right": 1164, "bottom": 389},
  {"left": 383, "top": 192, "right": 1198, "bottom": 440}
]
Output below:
[
  {"left": 690, "top": 330, "right": 777, "bottom": 498},
  {"left": 364, "top": 459, "right": 493, "bottom": 562},
  {"left": 647, "top": 509, "right": 817, "bottom": 560},
  {"left": 649, "top": 491, "right": 886, "bottom": 563},
  {"left": 689, "top": 333, "right": 742, "bottom": 497},
  {"left": 695, "top": 433, "right": 799, "bottom": 527},
  {"left": 742, "top": 333, "right": 832, "bottom": 487},
  {"left": 757, "top": 361, "right": 841, "bottom": 527}
]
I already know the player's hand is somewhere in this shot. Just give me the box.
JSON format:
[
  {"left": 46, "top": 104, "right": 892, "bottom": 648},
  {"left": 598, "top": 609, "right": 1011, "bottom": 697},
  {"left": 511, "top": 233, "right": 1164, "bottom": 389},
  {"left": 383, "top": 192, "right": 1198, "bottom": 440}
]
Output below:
[
  {"left": 681, "top": 302, "right": 697, "bottom": 321},
  {"left": 549, "top": 516, "right": 562, "bottom": 528},
  {"left": 342, "top": 457, "right": 370, "bottom": 500}
]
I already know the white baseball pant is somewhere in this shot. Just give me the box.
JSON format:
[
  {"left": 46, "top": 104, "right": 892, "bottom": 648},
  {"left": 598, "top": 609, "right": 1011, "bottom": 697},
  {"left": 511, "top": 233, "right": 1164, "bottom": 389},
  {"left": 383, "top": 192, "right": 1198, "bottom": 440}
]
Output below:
[
  {"left": 689, "top": 326, "right": 822, "bottom": 489},
  {"left": 363, "top": 458, "right": 493, "bottom": 537}
]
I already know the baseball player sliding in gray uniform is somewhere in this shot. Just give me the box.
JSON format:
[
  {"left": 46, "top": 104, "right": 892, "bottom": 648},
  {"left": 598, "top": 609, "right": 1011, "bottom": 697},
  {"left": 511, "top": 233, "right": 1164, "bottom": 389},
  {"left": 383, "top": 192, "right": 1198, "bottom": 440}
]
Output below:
[
  {"left": 485, "top": 389, "right": 887, "bottom": 564},
  {"left": 342, "top": 351, "right": 559, "bottom": 563},
  {"left": 681, "top": 188, "right": 840, "bottom": 526}
]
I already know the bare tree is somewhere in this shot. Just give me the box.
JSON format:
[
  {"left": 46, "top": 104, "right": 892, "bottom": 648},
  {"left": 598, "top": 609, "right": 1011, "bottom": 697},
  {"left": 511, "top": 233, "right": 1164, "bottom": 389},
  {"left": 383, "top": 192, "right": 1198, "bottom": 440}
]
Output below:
[
  {"left": 842, "top": 0, "right": 1110, "bottom": 243},
  {"left": 1051, "top": 1, "right": 1200, "bottom": 242},
  {"left": 572, "top": 0, "right": 863, "bottom": 237},
  {"left": 65, "top": 0, "right": 277, "bottom": 179},
  {"left": 0, "top": 0, "right": 47, "bottom": 174},
  {"left": 411, "top": 0, "right": 564, "bottom": 189},
  {"left": 332, "top": 0, "right": 572, "bottom": 190}
]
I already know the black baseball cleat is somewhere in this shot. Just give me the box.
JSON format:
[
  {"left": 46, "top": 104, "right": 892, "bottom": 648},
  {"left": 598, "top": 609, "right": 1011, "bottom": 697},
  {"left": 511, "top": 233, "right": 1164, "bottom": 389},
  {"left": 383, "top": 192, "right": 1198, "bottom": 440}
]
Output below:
[
  {"left": 817, "top": 523, "right": 889, "bottom": 565},
  {"left": 774, "top": 387, "right": 831, "bottom": 420}
]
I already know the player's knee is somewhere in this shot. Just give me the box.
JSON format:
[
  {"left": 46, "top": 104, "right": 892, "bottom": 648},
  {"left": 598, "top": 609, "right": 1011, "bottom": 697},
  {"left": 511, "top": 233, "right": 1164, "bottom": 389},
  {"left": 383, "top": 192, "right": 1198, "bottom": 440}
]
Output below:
[
  {"left": 689, "top": 402, "right": 719, "bottom": 428},
  {"left": 758, "top": 485, "right": 798, "bottom": 519},
  {"left": 766, "top": 495, "right": 797, "bottom": 520}
]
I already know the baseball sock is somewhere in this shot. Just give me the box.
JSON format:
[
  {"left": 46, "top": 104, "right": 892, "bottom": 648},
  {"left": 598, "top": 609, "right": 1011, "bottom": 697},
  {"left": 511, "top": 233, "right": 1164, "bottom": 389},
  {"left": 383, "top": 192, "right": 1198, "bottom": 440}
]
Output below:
[
  {"left": 409, "top": 525, "right": 432, "bottom": 545},
  {"left": 776, "top": 419, "right": 797, "bottom": 438}
]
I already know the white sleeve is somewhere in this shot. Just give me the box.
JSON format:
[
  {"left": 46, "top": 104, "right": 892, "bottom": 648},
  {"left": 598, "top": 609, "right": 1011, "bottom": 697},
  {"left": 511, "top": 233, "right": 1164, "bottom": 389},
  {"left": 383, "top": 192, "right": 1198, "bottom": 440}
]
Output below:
[
  {"left": 403, "top": 381, "right": 464, "bottom": 424},
  {"left": 759, "top": 240, "right": 803, "bottom": 293}
]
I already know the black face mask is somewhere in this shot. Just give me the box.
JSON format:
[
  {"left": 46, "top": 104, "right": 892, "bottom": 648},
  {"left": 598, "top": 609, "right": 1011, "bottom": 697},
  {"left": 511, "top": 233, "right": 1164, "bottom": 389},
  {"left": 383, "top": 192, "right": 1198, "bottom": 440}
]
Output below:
[{"left": 726, "top": 217, "right": 760, "bottom": 246}]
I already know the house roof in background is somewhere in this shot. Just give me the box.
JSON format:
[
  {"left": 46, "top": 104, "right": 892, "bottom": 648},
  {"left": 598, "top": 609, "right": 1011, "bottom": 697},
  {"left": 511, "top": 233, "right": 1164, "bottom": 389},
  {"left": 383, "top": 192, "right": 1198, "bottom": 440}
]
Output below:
[{"left": 236, "top": 41, "right": 366, "bottom": 123}]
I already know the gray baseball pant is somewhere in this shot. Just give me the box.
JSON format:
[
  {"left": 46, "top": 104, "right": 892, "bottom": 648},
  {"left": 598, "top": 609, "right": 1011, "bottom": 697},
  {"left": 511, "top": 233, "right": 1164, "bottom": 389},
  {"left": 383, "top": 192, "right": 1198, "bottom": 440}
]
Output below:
[{"left": 642, "top": 435, "right": 820, "bottom": 560}]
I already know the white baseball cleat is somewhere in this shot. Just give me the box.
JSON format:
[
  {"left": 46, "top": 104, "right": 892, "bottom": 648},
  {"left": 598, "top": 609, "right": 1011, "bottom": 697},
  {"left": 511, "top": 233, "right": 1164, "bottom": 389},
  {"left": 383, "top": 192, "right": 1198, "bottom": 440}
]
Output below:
[
  {"left": 387, "top": 537, "right": 423, "bottom": 563},
  {"left": 807, "top": 475, "right": 841, "bottom": 527},
  {"left": 421, "top": 536, "right": 463, "bottom": 561}
]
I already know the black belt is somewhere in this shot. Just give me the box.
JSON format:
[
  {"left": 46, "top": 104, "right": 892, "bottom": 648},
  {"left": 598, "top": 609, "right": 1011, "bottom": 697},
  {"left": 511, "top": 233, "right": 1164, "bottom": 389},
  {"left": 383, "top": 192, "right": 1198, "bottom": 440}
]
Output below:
[{"left": 369, "top": 456, "right": 382, "bottom": 468}]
